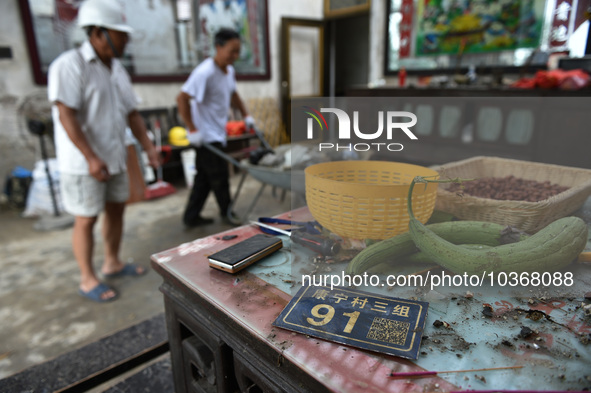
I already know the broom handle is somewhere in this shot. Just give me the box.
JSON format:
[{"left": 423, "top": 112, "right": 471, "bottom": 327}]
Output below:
[{"left": 154, "top": 120, "right": 163, "bottom": 182}]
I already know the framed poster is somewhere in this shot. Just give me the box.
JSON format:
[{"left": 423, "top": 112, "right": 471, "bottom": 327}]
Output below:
[
  {"left": 414, "top": 0, "right": 545, "bottom": 56},
  {"left": 384, "top": 0, "right": 564, "bottom": 76},
  {"left": 197, "top": 0, "right": 270, "bottom": 79},
  {"left": 324, "top": 0, "right": 371, "bottom": 18},
  {"left": 18, "top": 0, "right": 270, "bottom": 84}
]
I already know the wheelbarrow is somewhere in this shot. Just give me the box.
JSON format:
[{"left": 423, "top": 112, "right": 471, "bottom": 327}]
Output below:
[{"left": 203, "top": 129, "right": 305, "bottom": 225}]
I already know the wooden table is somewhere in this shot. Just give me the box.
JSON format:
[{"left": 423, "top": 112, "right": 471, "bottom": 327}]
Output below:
[
  {"left": 151, "top": 208, "right": 591, "bottom": 393},
  {"left": 150, "top": 209, "right": 461, "bottom": 393}
]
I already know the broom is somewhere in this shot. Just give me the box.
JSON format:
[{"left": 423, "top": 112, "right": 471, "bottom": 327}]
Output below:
[{"left": 144, "top": 120, "right": 176, "bottom": 200}]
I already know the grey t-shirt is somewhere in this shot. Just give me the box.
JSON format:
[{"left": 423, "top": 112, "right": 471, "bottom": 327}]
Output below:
[{"left": 181, "top": 58, "right": 236, "bottom": 145}]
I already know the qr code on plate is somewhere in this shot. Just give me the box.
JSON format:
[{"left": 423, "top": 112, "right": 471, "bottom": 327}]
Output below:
[{"left": 366, "top": 317, "right": 410, "bottom": 346}]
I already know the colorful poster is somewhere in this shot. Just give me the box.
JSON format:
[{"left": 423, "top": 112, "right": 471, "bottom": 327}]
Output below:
[
  {"left": 198, "top": 0, "right": 267, "bottom": 75},
  {"left": 415, "top": 0, "right": 545, "bottom": 56}
]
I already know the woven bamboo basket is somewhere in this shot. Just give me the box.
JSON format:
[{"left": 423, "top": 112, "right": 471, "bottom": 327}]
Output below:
[
  {"left": 305, "top": 161, "right": 439, "bottom": 240},
  {"left": 433, "top": 156, "right": 591, "bottom": 233}
]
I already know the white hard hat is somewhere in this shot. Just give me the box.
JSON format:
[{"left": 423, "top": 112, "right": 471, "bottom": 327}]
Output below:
[{"left": 77, "top": 0, "right": 133, "bottom": 34}]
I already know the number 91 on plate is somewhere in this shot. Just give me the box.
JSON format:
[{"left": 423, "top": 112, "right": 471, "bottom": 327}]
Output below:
[{"left": 273, "top": 285, "right": 429, "bottom": 360}]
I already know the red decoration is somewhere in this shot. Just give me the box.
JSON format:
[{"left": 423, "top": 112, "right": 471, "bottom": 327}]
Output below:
[{"left": 398, "top": 0, "right": 414, "bottom": 58}]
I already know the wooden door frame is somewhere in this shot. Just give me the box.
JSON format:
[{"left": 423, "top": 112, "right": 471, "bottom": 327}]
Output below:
[{"left": 281, "top": 17, "right": 326, "bottom": 139}]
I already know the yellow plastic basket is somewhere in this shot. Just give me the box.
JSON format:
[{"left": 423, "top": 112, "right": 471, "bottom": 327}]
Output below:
[{"left": 305, "top": 161, "right": 439, "bottom": 240}]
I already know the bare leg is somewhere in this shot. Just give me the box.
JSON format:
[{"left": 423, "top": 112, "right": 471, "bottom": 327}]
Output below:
[
  {"left": 101, "top": 201, "right": 144, "bottom": 275},
  {"left": 74, "top": 215, "right": 116, "bottom": 300}
]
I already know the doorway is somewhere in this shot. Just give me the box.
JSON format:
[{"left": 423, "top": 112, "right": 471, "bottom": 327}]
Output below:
[
  {"left": 280, "top": 17, "right": 325, "bottom": 140},
  {"left": 331, "top": 14, "right": 370, "bottom": 96},
  {"left": 280, "top": 13, "right": 370, "bottom": 139}
]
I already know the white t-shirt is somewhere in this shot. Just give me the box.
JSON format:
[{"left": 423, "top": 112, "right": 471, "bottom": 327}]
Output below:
[
  {"left": 181, "top": 58, "right": 236, "bottom": 145},
  {"left": 48, "top": 40, "right": 137, "bottom": 175}
]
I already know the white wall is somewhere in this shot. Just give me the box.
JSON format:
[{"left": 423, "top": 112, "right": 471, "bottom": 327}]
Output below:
[
  {"left": 0, "top": 0, "right": 324, "bottom": 181},
  {"left": 126, "top": 0, "right": 180, "bottom": 75},
  {"left": 240, "top": 0, "right": 324, "bottom": 100},
  {"left": 134, "top": 0, "right": 324, "bottom": 107},
  {"left": 0, "top": 2, "right": 41, "bottom": 99},
  {"left": 0, "top": 1, "right": 50, "bottom": 181},
  {"left": 369, "top": 0, "right": 399, "bottom": 86}
]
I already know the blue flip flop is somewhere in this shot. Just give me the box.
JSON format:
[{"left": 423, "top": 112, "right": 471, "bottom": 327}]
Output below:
[
  {"left": 103, "top": 264, "right": 147, "bottom": 279},
  {"left": 79, "top": 283, "right": 118, "bottom": 303}
]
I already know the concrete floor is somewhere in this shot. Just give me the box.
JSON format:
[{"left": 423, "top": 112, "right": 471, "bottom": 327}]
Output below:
[{"left": 0, "top": 172, "right": 294, "bottom": 379}]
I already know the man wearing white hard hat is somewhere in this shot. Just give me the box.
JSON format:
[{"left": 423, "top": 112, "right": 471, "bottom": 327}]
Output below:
[{"left": 47, "top": 0, "right": 160, "bottom": 302}]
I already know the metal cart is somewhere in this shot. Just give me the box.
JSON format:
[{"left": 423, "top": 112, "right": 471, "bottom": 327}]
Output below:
[{"left": 203, "top": 130, "right": 305, "bottom": 224}]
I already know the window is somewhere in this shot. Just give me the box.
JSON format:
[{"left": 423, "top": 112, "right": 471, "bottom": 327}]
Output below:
[
  {"left": 476, "top": 107, "right": 503, "bottom": 142},
  {"left": 506, "top": 109, "right": 535, "bottom": 145},
  {"left": 415, "top": 104, "right": 434, "bottom": 136},
  {"left": 438, "top": 105, "right": 461, "bottom": 138}
]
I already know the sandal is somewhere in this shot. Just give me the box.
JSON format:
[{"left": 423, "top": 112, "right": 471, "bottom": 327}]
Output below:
[{"left": 78, "top": 283, "right": 118, "bottom": 303}]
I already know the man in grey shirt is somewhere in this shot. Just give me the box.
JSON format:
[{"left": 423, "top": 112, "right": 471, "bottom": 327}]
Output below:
[{"left": 177, "top": 28, "right": 253, "bottom": 227}]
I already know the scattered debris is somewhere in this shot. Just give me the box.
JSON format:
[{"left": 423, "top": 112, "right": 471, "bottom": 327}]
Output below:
[
  {"left": 451, "top": 336, "right": 474, "bottom": 352},
  {"left": 433, "top": 320, "right": 451, "bottom": 329},
  {"left": 465, "top": 291, "right": 474, "bottom": 299},
  {"left": 501, "top": 340, "right": 513, "bottom": 348},
  {"left": 526, "top": 310, "right": 545, "bottom": 322},
  {"left": 519, "top": 326, "right": 534, "bottom": 339},
  {"left": 482, "top": 304, "right": 494, "bottom": 318},
  {"left": 313, "top": 256, "right": 325, "bottom": 264}
]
